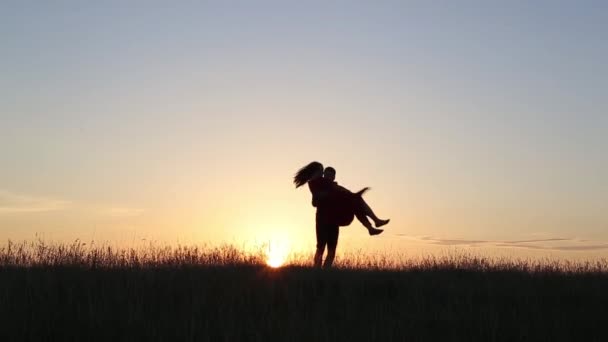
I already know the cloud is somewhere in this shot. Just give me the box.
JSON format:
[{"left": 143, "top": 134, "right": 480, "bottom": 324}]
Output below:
[
  {"left": 494, "top": 242, "right": 608, "bottom": 251},
  {"left": 0, "top": 190, "right": 146, "bottom": 219},
  {"left": 0, "top": 190, "right": 70, "bottom": 214},
  {"left": 418, "top": 237, "right": 490, "bottom": 245},
  {"left": 509, "top": 238, "right": 570, "bottom": 244},
  {"left": 540, "top": 244, "right": 608, "bottom": 251},
  {"left": 396, "top": 234, "right": 608, "bottom": 252}
]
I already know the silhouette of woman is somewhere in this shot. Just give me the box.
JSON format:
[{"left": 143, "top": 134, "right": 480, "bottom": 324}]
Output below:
[{"left": 294, "top": 161, "right": 390, "bottom": 268}]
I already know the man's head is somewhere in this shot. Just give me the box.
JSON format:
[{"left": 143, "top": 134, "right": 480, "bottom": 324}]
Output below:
[{"left": 324, "top": 167, "right": 336, "bottom": 181}]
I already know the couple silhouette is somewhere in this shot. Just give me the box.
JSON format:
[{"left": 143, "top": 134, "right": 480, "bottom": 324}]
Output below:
[{"left": 294, "top": 162, "right": 390, "bottom": 268}]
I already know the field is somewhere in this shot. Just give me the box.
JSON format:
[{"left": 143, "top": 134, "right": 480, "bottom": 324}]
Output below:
[{"left": 1, "top": 241, "right": 607, "bottom": 342}]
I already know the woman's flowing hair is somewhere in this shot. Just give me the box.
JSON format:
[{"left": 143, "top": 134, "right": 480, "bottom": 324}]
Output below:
[{"left": 293, "top": 161, "right": 323, "bottom": 188}]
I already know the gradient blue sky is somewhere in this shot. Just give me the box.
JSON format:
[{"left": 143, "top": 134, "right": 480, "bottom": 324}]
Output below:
[{"left": 1, "top": 1, "right": 607, "bottom": 257}]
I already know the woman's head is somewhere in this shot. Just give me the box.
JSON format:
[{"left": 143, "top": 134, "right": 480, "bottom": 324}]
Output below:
[{"left": 294, "top": 161, "right": 324, "bottom": 188}]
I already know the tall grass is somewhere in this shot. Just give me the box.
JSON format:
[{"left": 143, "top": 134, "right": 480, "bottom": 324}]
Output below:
[
  {"left": 0, "top": 239, "right": 267, "bottom": 268},
  {"left": 2, "top": 240, "right": 607, "bottom": 341},
  {"left": 2, "top": 239, "right": 607, "bottom": 274}
]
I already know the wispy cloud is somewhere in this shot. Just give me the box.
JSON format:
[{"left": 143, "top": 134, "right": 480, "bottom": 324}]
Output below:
[
  {"left": 0, "top": 190, "right": 145, "bottom": 218},
  {"left": 551, "top": 245, "right": 608, "bottom": 251},
  {"left": 396, "top": 234, "right": 608, "bottom": 251},
  {"left": 509, "top": 238, "right": 570, "bottom": 244},
  {"left": 0, "top": 190, "right": 70, "bottom": 214}
]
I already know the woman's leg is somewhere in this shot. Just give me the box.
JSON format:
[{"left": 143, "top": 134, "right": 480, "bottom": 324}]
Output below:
[
  {"left": 323, "top": 225, "right": 339, "bottom": 268},
  {"left": 357, "top": 197, "right": 390, "bottom": 228},
  {"left": 352, "top": 198, "right": 385, "bottom": 235},
  {"left": 354, "top": 209, "right": 374, "bottom": 230}
]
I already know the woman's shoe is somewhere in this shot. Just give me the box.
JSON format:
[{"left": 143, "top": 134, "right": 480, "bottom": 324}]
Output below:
[
  {"left": 375, "top": 219, "right": 390, "bottom": 228},
  {"left": 368, "top": 228, "right": 384, "bottom": 236}
]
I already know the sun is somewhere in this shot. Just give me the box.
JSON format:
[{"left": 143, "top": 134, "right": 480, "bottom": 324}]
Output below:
[
  {"left": 266, "top": 239, "right": 290, "bottom": 268},
  {"left": 266, "top": 253, "right": 286, "bottom": 268}
]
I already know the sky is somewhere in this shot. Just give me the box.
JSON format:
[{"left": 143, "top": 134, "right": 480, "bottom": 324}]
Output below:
[{"left": 1, "top": 1, "right": 607, "bottom": 258}]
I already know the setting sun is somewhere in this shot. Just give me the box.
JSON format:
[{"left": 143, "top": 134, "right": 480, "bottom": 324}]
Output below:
[{"left": 266, "top": 239, "right": 290, "bottom": 268}]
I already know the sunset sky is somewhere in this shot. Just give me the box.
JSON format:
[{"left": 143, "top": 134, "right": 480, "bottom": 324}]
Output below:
[{"left": 1, "top": 1, "right": 607, "bottom": 258}]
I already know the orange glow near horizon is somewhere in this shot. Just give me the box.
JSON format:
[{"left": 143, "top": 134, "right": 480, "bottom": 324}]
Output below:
[{"left": 265, "top": 238, "right": 291, "bottom": 268}]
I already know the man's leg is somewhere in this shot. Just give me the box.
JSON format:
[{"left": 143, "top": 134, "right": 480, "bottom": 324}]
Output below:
[
  {"left": 314, "top": 246, "right": 325, "bottom": 268},
  {"left": 314, "top": 219, "right": 326, "bottom": 268},
  {"left": 323, "top": 225, "right": 339, "bottom": 269}
]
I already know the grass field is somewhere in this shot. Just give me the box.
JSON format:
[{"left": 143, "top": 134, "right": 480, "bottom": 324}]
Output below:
[{"left": 1, "top": 240, "right": 607, "bottom": 342}]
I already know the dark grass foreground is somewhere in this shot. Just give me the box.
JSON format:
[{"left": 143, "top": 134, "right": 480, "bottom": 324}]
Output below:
[{"left": 1, "top": 241, "right": 607, "bottom": 342}]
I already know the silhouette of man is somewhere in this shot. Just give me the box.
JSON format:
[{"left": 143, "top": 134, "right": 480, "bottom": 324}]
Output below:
[{"left": 313, "top": 167, "right": 340, "bottom": 268}]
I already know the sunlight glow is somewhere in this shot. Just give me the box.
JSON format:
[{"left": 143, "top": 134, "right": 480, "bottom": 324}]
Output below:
[{"left": 266, "top": 239, "right": 290, "bottom": 268}]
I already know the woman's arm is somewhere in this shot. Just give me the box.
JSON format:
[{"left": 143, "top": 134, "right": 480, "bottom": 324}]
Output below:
[{"left": 309, "top": 178, "right": 333, "bottom": 207}]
